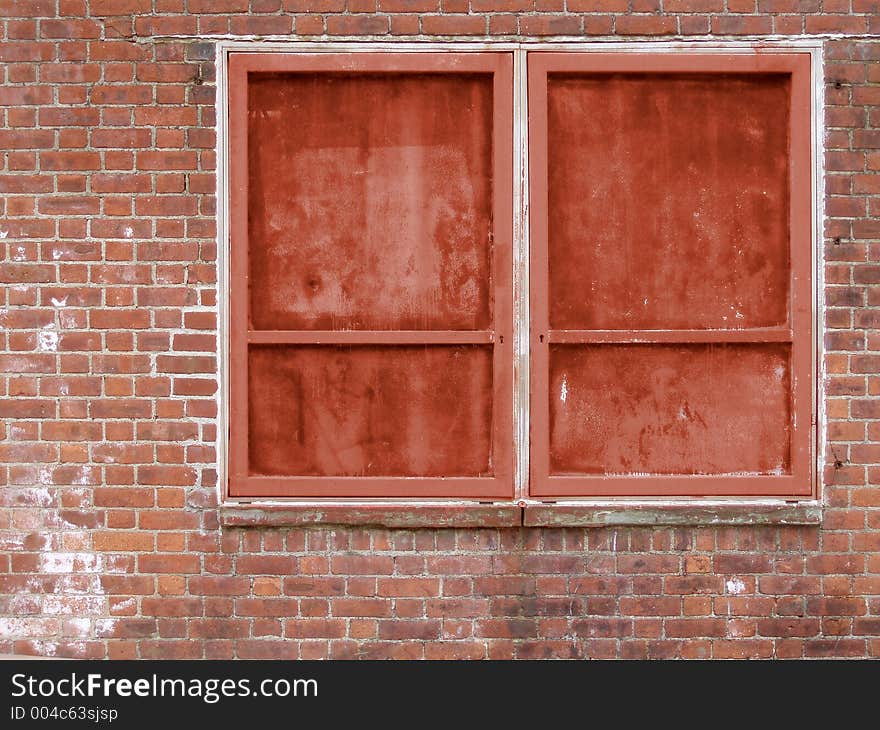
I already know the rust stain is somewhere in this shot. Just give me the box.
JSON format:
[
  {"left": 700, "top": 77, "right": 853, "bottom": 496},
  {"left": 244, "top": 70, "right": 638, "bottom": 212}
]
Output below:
[
  {"left": 247, "top": 345, "right": 494, "bottom": 478},
  {"left": 546, "top": 72, "right": 791, "bottom": 330},
  {"left": 549, "top": 343, "right": 792, "bottom": 475},
  {"left": 246, "top": 72, "right": 494, "bottom": 331}
]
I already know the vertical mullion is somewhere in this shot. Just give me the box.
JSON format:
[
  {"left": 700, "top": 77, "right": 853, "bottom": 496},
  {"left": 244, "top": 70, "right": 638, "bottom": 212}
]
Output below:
[
  {"left": 513, "top": 48, "right": 529, "bottom": 502},
  {"left": 528, "top": 56, "right": 551, "bottom": 498},
  {"left": 228, "top": 55, "right": 250, "bottom": 493},
  {"left": 492, "top": 54, "right": 515, "bottom": 491},
  {"left": 789, "top": 53, "right": 815, "bottom": 493}
]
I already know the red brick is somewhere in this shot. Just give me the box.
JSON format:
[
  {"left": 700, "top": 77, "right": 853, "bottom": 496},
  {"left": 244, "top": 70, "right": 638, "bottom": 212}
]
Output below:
[
  {"left": 331, "top": 555, "right": 394, "bottom": 575},
  {"left": 615, "top": 15, "right": 678, "bottom": 34},
  {"left": 666, "top": 0, "right": 722, "bottom": 8},
  {"left": 189, "top": 577, "right": 251, "bottom": 596},
  {"left": 0, "top": 0, "right": 56, "bottom": 15},
  {"left": 236, "top": 556, "right": 298, "bottom": 574},
  {"left": 804, "top": 639, "right": 867, "bottom": 657},
  {"left": 93, "top": 531, "right": 154, "bottom": 552},
  {"left": 0, "top": 129, "right": 55, "bottom": 149},
  {"left": 420, "top": 14, "right": 486, "bottom": 34},
  {"left": 284, "top": 619, "right": 346, "bottom": 639},
  {"left": 757, "top": 618, "right": 820, "bottom": 637},
  {"left": 138, "top": 554, "right": 200, "bottom": 574},
  {"left": 664, "top": 619, "right": 727, "bottom": 637},
  {"left": 234, "top": 599, "right": 299, "bottom": 617}
]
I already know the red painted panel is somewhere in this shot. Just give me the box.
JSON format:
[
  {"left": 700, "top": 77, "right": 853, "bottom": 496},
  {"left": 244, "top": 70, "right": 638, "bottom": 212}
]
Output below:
[
  {"left": 549, "top": 343, "right": 791, "bottom": 475},
  {"left": 248, "top": 345, "right": 493, "bottom": 478},
  {"left": 247, "top": 72, "right": 494, "bottom": 331},
  {"left": 547, "top": 73, "right": 791, "bottom": 330}
]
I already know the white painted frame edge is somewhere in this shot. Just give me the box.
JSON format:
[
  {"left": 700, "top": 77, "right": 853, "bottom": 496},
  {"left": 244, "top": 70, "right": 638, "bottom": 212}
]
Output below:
[{"left": 214, "top": 38, "right": 824, "bottom": 510}]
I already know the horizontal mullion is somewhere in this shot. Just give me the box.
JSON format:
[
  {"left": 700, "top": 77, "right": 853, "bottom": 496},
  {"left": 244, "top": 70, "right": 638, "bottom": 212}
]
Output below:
[
  {"left": 230, "top": 475, "right": 510, "bottom": 499},
  {"left": 547, "top": 328, "right": 792, "bottom": 345},
  {"left": 247, "top": 330, "right": 495, "bottom": 345},
  {"left": 532, "top": 474, "right": 806, "bottom": 498}
]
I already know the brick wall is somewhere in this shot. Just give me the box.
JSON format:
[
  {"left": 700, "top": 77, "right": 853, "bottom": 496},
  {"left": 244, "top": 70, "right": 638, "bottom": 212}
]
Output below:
[{"left": 1, "top": 1, "right": 879, "bottom": 659}]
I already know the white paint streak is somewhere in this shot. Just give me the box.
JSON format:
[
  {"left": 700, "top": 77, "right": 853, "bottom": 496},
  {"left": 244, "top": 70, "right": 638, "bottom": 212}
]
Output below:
[
  {"left": 123, "top": 226, "right": 133, "bottom": 238},
  {"left": 0, "top": 230, "right": 8, "bottom": 238},
  {"left": 50, "top": 296, "right": 68, "bottom": 308},
  {"left": 726, "top": 577, "right": 746, "bottom": 595},
  {"left": 9, "top": 424, "right": 31, "bottom": 440},
  {"left": 37, "top": 325, "right": 58, "bottom": 352},
  {"left": 39, "top": 553, "right": 76, "bottom": 574},
  {"left": 112, "top": 597, "right": 137, "bottom": 614},
  {"left": 59, "top": 311, "right": 78, "bottom": 329},
  {"left": 24, "top": 640, "right": 59, "bottom": 657},
  {"left": 64, "top": 617, "right": 91, "bottom": 637},
  {"left": 31, "top": 487, "right": 54, "bottom": 507},
  {"left": 13, "top": 246, "right": 26, "bottom": 261},
  {"left": 728, "top": 622, "right": 747, "bottom": 638},
  {"left": 53, "top": 512, "right": 79, "bottom": 530},
  {"left": 560, "top": 374, "right": 568, "bottom": 404},
  {"left": 39, "top": 553, "right": 102, "bottom": 574}
]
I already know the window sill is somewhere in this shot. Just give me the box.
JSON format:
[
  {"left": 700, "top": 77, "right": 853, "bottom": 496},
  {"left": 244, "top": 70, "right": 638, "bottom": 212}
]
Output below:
[
  {"left": 220, "top": 500, "right": 821, "bottom": 528},
  {"left": 220, "top": 502, "right": 522, "bottom": 528},
  {"left": 522, "top": 501, "right": 822, "bottom": 526}
]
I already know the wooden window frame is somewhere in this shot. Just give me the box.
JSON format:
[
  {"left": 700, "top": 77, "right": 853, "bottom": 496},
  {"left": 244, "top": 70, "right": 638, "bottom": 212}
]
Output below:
[
  {"left": 528, "top": 52, "right": 815, "bottom": 499},
  {"left": 218, "top": 42, "right": 821, "bottom": 522},
  {"left": 226, "top": 51, "right": 515, "bottom": 500}
]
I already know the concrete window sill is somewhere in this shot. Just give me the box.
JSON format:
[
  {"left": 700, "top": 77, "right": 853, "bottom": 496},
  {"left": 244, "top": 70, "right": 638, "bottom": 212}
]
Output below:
[
  {"left": 219, "top": 500, "right": 821, "bottom": 528},
  {"left": 521, "top": 501, "right": 821, "bottom": 527}
]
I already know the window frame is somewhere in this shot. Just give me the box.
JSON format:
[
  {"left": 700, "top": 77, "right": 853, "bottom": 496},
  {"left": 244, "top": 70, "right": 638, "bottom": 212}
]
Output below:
[
  {"left": 217, "top": 41, "right": 822, "bottom": 519},
  {"left": 226, "top": 50, "right": 515, "bottom": 500},
  {"left": 528, "top": 51, "right": 815, "bottom": 499}
]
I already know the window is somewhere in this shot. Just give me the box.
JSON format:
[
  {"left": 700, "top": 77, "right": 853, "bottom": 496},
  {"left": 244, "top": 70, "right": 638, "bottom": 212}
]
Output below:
[
  {"left": 528, "top": 52, "right": 814, "bottom": 498},
  {"left": 224, "top": 47, "right": 816, "bottom": 506},
  {"left": 227, "top": 52, "right": 514, "bottom": 499}
]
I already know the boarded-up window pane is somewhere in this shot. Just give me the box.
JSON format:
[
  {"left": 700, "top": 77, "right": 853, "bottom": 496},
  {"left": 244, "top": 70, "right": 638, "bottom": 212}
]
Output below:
[
  {"left": 549, "top": 344, "right": 791, "bottom": 475},
  {"left": 547, "top": 73, "right": 791, "bottom": 331},
  {"left": 248, "top": 345, "right": 494, "bottom": 478},
  {"left": 247, "top": 73, "right": 494, "bottom": 332}
]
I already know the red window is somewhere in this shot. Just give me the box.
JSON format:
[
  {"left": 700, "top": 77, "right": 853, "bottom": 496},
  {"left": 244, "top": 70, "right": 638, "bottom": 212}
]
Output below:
[
  {"left": 528, "top": 52, "right": 814, "bottom": 498},
  {"left": 227, "top": 52, "right": 514, "bottom": 499},
  {"left": 225, "top": 48, "right": 815, "bottom": 505}
]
